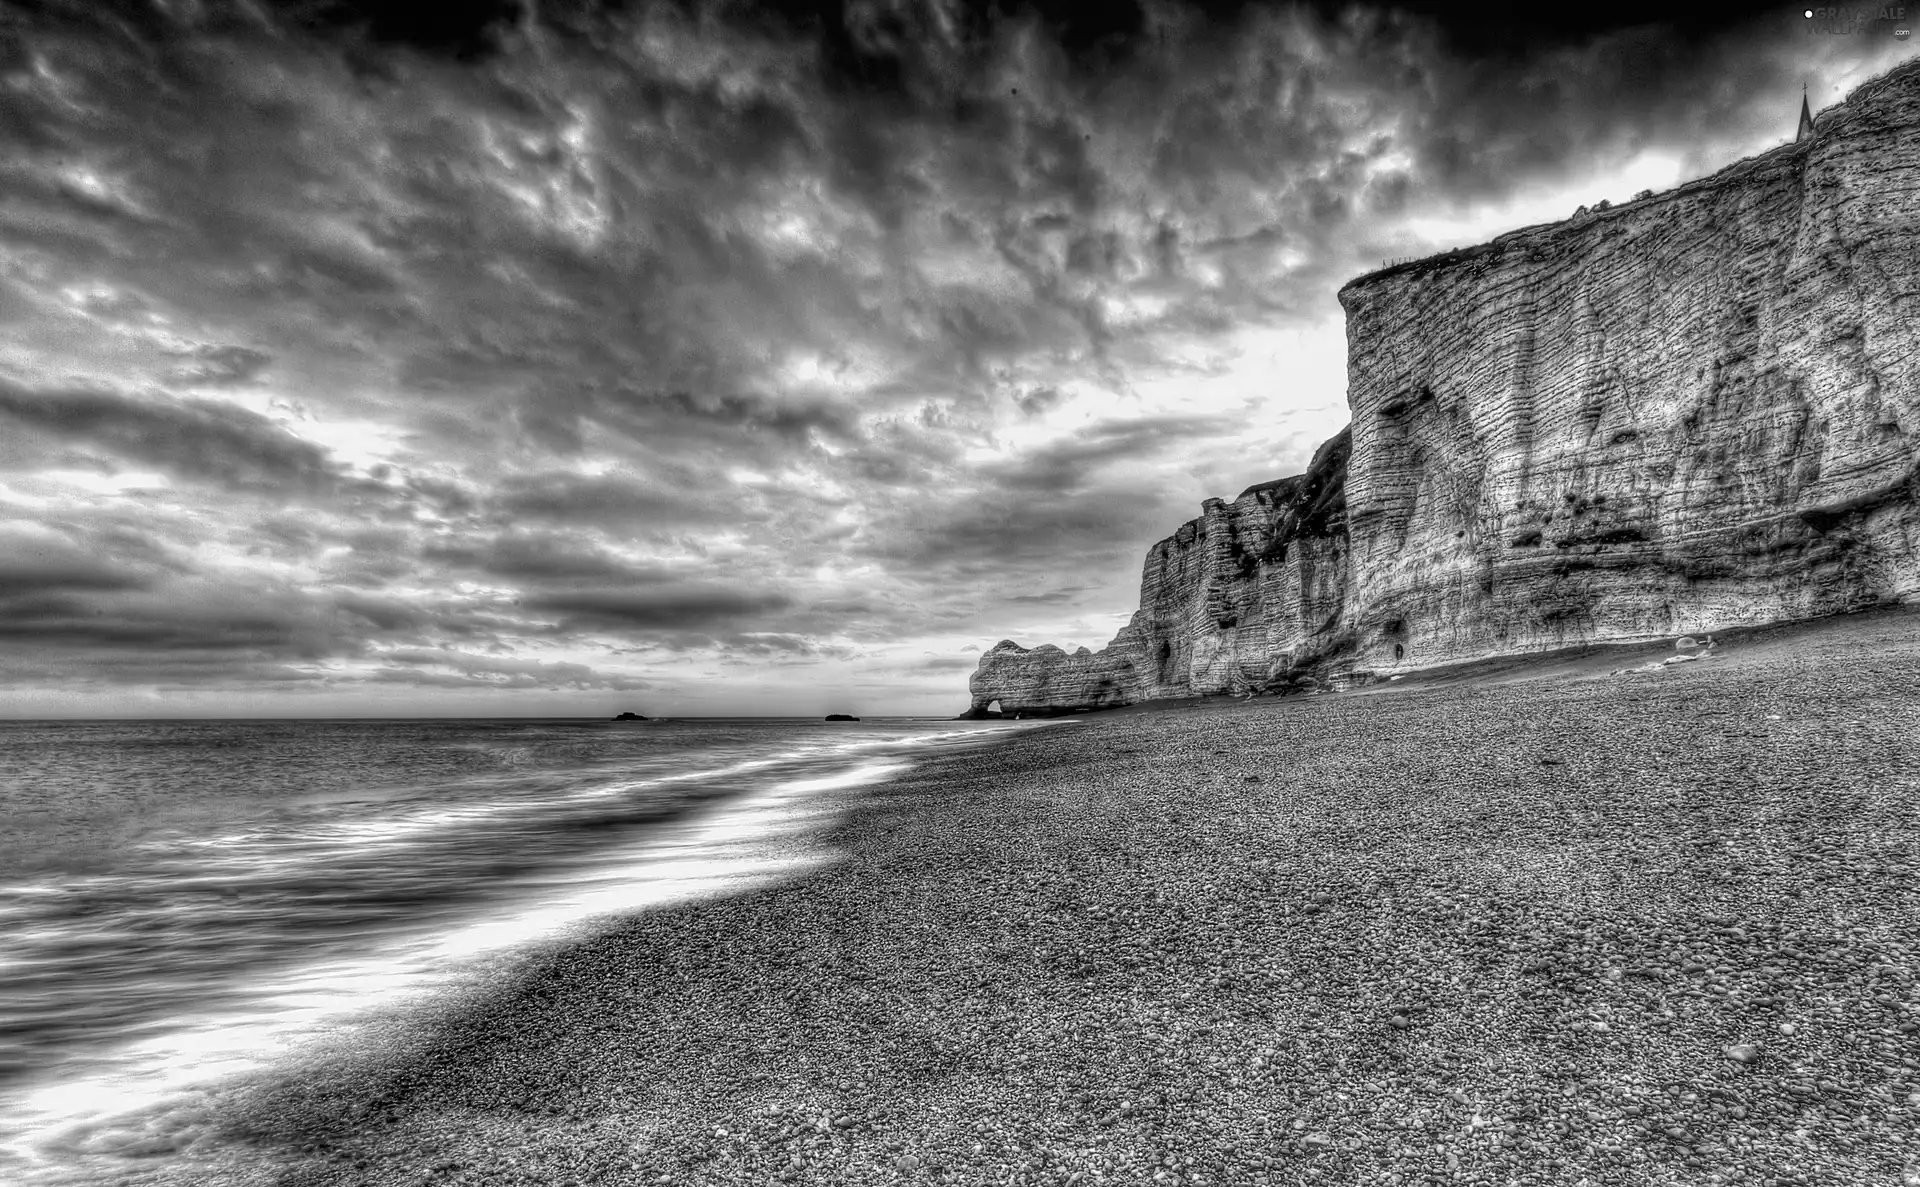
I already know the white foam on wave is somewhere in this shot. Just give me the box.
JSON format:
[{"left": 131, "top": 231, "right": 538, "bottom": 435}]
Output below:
[
  {"left": 162, "top": 753, "right": 795, "bottom": 860},
  {"left": 0, "top": 723, "right": 1053, "bottom": 909},
  {"left": 0, "top": 758, "right": 910, "bottom": 1186},
  {"left": 139, "top": 718, "right": 1033, "bottom": 871}
]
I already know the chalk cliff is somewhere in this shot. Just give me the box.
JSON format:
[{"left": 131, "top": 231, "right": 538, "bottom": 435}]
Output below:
[
  {"left": 966, "top": 62, "right": 1920, "bottom": 718},
  {"left": 968, "top": 428, "right": 1351, "bottom": 716}
]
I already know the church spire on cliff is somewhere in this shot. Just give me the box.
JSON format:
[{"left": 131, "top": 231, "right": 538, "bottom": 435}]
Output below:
[{"left": 1798, "top": 82, "right": 1815, "bottom": 142}]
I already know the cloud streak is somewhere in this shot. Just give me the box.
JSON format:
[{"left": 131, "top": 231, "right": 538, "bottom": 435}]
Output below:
[{"left": 0, "top": 381, "right": 345, "bottom": 496}]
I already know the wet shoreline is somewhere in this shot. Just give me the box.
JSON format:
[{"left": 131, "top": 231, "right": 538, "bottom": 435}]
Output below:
[{"left": 117, "top": 608, "right": 1920, "bottom": 1185}]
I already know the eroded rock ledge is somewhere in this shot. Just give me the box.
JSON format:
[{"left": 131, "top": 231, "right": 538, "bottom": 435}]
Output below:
[{"left": 965, "top": 61, "right": 1920, "bottom": 719}]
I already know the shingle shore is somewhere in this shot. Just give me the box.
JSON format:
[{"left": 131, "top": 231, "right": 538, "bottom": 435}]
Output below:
[{"left": 238, "top": 607, "right": 1920, "bottom": 1187}]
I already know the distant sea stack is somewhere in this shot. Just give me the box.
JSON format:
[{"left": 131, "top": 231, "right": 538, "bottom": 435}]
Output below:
[
  {"left": 966, "top": 62, "right": 1920, "bottom": 719},
  {"left": 612, "top": 712, "right": 648, "bottom": 721},
  {"left": 824, "top": 714, "right": 861, "bottom": 722}
]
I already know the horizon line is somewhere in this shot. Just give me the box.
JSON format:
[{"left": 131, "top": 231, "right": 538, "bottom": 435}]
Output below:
[{"left": 0, "top": 714, "right": 965, "bottom": 722}]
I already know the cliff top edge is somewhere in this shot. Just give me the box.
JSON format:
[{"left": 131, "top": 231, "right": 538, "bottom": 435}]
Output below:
[{"left": 1337, "top": 56, "right": 1920, "bottom": 300}]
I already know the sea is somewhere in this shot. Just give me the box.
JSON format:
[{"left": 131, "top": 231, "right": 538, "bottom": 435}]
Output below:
[{"left": 0, "top": 715, "right": 1048, "bottom": 1186}]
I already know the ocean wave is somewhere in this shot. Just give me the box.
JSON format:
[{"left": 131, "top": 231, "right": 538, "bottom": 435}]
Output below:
[{"left": 0, "top": 720, "right": 1012, "bottom": 1187}]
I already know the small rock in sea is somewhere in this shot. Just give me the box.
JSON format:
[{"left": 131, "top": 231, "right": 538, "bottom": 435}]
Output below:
[{"left": 1725, "top": 1044, "right": 1761, "bottom": 1064}]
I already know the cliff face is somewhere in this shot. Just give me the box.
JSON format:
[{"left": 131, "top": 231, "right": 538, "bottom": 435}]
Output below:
[
  {"left": 967, "top": 429, "right": 1353, "bottom": 717},
  {"left": 967, "top": 62, "right": 1920, "bottom": 717},
  {"left": 1337, "top": 62, "right": 1920, "bottom": 674}
]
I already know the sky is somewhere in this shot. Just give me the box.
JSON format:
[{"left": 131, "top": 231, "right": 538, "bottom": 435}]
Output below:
[{"left": 0, "top": 0, "right": 1911, "bottom": 718}]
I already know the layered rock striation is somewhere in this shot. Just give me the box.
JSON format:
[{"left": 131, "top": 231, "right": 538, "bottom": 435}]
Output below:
[
  {"left": 969, "top": 428, "right": 1352, "bottom": 716},
  {"left": 967, "top": 62, "right": 1920, "bottom": 718}
]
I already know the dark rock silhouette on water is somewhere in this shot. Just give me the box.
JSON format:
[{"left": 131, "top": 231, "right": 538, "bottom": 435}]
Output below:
[
  {"left": 611, "top": 712, "right": 648, "bottom": 721},
  {"left": 824, "top": 714, "right": 860, "bottom": 722}
]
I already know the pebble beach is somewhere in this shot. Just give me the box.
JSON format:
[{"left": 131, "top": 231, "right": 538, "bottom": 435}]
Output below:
[{"left": 228, "top": 605, "right": 1920, "bottom": 1187}]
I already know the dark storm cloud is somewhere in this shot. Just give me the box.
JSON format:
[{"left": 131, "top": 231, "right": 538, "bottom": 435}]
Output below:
[
  {"left": 0, "top": 0, "right": 1835, "bottom": 377},
  {"left": 0, "top": 583, "right": 339, "bottom": 654},
  {"left": 422, "top": 532, "right": 672, "bottom": 583},
  {"left": 650, "top": 390, "right": 863, "bottom": 442},
  {"left": 0, "top": 528, "right": 153, "bottom": 598},
  {"left": 492, "top": 473, "right": 724, "bottom": 527},
  {"left": 711, "top": 632, "right": 852, "bottom": 662},
  {"left": 267, "top": 0, "right": 529, "bottom": 63},
  {"left": 0, "top": 509, "right": 521, "bottom": 683},
  {"left": 521, "top": 587, "right": 795, "bottom": 630},
  {"left": 845, "top": 410, "right": 1249, "bottom": 611},
  {"left": 374, "top": 648, "right": 653, "bottom": 691},
  {"left": 725, "top": 633, "right": 811, "bottom": 654},
  {"left": 9, "top": 507, "right": 206, "bottom": 587},
  {"left": 327, "top": 550, "right": 422, "bottom": 590},
  {"left": 0, "top": 650, "right": 331, "bottom": 687},
  {"left": 1007, "top": 589, "right": 1085, "bottom": 605},
  {"left": 331, "top": 590, "right": 536, "bottom": 642},
  {"left": 331, "top": 592, "right": 436, "bottom": 635},
  {"left": 246, "top": 515, "right": 326, "bottom": 557},
  {"left": 1014, "top": 386, "right": 1065, "bottom": 417},
  {"left": 978, "top": 415, "right": 1235, "bottom": 495},
  {"left": 0, "top": 380, "right": 344, "bottom": 496},
  {"left": 1397, "top": 30, "right": 1766, "bottom": 206},
  {"left": 397, "top": 474, "right": 481, "bottom": 518},
  {"left": 837, "top": 410, "right": 971, "bottom": 488},
  {"left": 866, "top": 486, "right": 1171, "bottom": 572},
  {"left": 162, "top": 344, "right": 275, "bottom": 388},
  {"left": 900, "top": 653, "right": 983, "bottom": 673}
]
